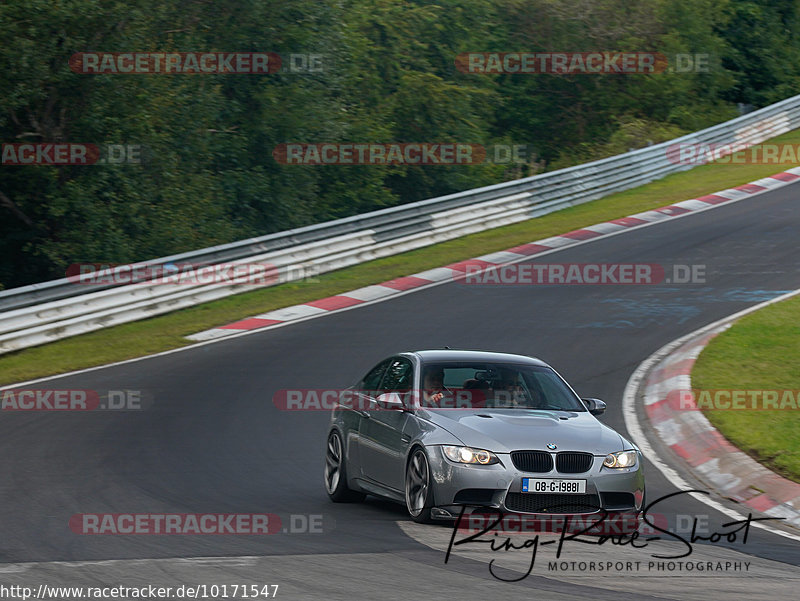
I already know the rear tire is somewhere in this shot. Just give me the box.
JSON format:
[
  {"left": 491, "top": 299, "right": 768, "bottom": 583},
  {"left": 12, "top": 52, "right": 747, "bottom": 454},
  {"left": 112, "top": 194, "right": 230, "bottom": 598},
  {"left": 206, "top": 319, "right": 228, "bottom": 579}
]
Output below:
[
  {"left": 324, "top": 430, "right": 365, "bottom": 502},
  {"left": 405, "top": 447, "right": 434, "bottom": 523}
]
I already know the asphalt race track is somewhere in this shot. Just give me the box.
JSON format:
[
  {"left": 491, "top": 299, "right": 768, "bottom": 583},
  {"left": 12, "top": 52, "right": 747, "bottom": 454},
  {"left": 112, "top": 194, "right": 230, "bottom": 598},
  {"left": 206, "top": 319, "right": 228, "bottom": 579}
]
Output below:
[{"left": 1, "top": 183, "right": 800, "bottom": 599}]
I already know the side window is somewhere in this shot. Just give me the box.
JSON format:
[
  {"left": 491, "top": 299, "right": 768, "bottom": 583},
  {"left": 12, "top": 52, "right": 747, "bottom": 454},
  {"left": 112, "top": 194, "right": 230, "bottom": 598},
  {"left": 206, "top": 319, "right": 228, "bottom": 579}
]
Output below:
[
  {"left": 379, "top": 358, "right": 414, "bottom": 392},
  {"left": 360, "top": 360, "right": 390, "bottom": 394}
]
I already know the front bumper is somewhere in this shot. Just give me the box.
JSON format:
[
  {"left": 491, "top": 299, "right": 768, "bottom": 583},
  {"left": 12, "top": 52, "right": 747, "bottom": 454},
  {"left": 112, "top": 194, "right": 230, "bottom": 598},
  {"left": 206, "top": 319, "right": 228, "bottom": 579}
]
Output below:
[{"left": 427, "top": 447, "right": 645, "bottom": 518}]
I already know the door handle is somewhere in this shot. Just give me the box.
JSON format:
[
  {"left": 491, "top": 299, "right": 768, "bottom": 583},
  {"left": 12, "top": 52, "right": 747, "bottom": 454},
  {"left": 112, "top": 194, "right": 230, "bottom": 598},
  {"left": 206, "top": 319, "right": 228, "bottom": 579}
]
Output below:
[{"left": 356, "top": 410, "right": 371, "bottom": 418}]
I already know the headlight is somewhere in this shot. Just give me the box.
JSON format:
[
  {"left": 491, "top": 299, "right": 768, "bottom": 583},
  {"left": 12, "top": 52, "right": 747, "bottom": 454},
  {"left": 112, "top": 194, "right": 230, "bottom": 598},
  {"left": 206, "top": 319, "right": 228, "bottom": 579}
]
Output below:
[
  {"left": 442, "top": 445, "right": 499, "bottom": 465},
  {"left": 603, "top": 450, "right": 637, "bottom": 469}
]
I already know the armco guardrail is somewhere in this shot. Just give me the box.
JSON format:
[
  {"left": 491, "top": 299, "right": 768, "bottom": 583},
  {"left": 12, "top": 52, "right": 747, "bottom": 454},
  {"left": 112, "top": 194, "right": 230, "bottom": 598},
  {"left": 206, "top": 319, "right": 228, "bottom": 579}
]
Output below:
[{"left": 1, "top": 93, "right": 800, "bottom": 354}]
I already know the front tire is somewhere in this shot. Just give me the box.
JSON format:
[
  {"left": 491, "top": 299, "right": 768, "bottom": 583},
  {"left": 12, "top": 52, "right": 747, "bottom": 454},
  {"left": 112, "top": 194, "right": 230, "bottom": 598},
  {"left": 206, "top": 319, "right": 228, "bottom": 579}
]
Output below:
[
  {"left": 405, "top": 447, "right": 434, "bottom": 523},
  {"left": 324, "top": 430, "right": 365, "bottom": 502}
]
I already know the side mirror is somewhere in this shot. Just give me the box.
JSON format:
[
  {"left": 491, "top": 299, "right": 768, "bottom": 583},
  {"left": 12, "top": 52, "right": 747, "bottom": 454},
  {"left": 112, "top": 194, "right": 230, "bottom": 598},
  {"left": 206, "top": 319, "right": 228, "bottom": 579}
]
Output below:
[
  {"left": 375, "top": 392, "right": 405, "bottom": 411},
  {"left": 582, "top": 398, "right": 606, "bottom": 416}
]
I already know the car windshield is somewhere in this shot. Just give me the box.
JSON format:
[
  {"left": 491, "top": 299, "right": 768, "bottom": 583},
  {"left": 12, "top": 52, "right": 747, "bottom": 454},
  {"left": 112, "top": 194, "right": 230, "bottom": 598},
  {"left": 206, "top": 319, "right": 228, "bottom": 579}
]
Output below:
[{"left": 418, "top": 362, "right": 586, "bottom": 411}]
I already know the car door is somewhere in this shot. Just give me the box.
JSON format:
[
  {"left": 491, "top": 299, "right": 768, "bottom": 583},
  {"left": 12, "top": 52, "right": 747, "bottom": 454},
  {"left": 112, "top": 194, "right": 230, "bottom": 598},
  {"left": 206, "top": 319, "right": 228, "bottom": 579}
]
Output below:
[
  {"left": 358, "top": 356, "right": 414, "bottom": 491},
  {"left": 348, "top": 358, "right": 391, "bottom": 477}
]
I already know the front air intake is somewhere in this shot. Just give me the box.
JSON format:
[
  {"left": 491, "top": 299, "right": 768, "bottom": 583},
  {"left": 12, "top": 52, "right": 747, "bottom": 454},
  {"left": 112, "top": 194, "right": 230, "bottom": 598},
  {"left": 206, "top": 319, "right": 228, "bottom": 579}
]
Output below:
[
  {"left": 510, "top": 450, "right": 554, "bottom": 472},
  {"left": 555, "top": 452, "right": 594, "bottom": 474},
  {"left": 504, "top": 493, "right": 601, "bottom": 514}
]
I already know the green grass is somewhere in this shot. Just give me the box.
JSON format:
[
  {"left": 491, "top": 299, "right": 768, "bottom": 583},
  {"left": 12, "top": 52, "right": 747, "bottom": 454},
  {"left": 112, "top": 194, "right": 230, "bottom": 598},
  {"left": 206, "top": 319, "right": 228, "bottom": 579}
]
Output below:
[
  {"left": 692, "top": 294, "right": 800, "bottom": 483},
  {"left": 3, "top": 130, "right": 800, "bottom": 386}
]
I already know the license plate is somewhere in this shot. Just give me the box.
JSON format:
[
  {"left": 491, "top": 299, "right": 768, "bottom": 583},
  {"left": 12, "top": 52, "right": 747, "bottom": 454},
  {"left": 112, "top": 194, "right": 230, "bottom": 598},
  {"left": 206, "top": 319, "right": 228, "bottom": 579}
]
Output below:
[{"left": 522, "top": 478, "right": 586, "bottom": 494}]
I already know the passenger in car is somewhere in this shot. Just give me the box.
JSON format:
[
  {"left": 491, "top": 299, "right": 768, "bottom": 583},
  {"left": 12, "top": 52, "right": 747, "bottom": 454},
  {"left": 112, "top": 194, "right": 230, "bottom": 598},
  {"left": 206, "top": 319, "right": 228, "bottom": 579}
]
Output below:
[{"left": 492, "top": 370, "right": 528, "bottom": 407}]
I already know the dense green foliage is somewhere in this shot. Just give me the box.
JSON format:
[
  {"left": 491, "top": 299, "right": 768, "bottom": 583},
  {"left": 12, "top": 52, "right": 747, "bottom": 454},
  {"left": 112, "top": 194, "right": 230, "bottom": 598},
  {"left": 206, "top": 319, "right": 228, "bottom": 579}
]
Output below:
[{"left": 1, "top": 0, "right": 799, "bottom": 289}]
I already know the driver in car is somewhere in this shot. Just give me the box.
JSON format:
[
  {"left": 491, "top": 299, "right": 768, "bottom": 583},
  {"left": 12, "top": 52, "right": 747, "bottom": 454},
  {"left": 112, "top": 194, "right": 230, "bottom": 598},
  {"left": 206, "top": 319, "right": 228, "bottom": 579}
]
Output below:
[{"left": 422, "top": 367, "right": 446, "bottom": 407}]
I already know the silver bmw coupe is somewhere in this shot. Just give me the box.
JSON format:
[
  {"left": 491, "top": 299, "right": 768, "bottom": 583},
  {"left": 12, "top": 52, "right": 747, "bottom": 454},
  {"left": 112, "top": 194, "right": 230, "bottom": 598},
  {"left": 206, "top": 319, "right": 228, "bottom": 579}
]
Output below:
[{"left": 324, "top": 350, "right": 645, "bottom": 523}]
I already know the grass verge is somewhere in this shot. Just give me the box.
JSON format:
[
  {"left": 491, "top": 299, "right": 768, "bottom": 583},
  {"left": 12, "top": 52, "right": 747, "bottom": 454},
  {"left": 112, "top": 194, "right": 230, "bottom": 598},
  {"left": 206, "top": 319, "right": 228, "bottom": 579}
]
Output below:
[
  {"left": 3, "top": 130, "right": 800, "bottom": 385},
  {"left": 692, "top": 294, "right": 800, "bottom": 483}
]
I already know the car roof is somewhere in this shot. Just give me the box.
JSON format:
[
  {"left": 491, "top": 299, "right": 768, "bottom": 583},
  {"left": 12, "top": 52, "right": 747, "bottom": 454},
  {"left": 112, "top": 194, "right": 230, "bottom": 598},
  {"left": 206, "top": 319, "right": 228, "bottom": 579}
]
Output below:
[{"left": 408, "top": 349, "right": 549, "bottom": 367}]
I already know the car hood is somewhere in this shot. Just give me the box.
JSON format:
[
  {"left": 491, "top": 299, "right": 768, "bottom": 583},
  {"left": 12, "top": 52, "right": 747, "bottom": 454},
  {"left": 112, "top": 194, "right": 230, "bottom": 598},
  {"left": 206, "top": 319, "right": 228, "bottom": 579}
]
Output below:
[{"left": 420, "top": 408, "right": 624, "bottom": 454}]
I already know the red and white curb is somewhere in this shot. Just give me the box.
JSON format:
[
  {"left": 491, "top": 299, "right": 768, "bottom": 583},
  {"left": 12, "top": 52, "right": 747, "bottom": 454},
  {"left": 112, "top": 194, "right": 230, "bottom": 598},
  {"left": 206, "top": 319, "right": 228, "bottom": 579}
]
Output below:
[
  {"left": 625, "top": 288, "right": 800, "bottom": 540},
  {"left": 643, "top": 325, "right": 800, "bottom": 528},
  {"left": 187, "top": 167, "right": 800, "bottom": 342}
]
